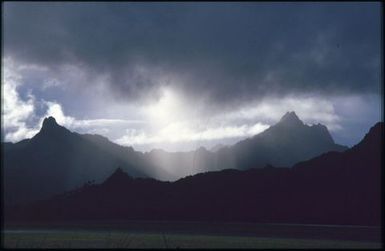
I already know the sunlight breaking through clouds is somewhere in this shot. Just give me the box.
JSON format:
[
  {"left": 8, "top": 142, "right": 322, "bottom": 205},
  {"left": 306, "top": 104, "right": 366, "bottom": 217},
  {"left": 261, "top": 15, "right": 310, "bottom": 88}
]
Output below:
[
  {"left": 2, "top": 3, "right": 381, "bottom": 151},
  {"left": 2, "top": 60, "right": 379, "bottom": 151},
  {"left": 115, "top": 122, "right": 270, "bottom": 146},
  {"left": 2, "top": 57, "right": 381, "bottom": 151}
]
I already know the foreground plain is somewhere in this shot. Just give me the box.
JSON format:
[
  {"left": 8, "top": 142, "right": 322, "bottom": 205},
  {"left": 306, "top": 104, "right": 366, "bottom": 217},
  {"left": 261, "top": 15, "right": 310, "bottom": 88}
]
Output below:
[{"left": 2, "top": 223, "right": 382, "bottom": 249}]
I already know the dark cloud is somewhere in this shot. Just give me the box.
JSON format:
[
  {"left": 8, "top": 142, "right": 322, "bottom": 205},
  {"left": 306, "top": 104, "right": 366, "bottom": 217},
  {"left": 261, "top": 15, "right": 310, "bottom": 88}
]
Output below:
[{"left": 4, "top": 2, "right": 381, "bottom": 107}]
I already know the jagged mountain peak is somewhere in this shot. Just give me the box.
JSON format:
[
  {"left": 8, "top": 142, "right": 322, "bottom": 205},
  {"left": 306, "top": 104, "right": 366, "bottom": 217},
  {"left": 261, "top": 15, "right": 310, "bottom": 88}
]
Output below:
[
  {"left": 235, "top": 111, "right": 348, "bottom": 168},
  {"left": 33, "top": 116, "right": 70, "bottom": 139},
  {"left": 278, "top": 111, "right": 304, "bottom": 126},
  {"left": 42, "top": 116, "right": 59, "bottom": 129},
  {"left": 274, "top": 112, "right": 334, "bottom": 144}
]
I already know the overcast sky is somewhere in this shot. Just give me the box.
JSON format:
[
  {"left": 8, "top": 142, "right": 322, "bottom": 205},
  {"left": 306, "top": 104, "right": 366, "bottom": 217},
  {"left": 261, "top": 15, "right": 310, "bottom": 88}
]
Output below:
[{"left": 2, "top": 2, "right": 382, "bottom": 151}]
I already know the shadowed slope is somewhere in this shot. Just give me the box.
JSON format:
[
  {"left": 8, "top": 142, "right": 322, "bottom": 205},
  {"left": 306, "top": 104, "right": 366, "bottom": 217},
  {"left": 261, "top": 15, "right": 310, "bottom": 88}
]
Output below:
[
  {"left": 3, "top": 112, "right": 347, "bottom": 205},
  {"left": 6, "top": 122, "right": 382, "bottom": 226},
  {"left": 3, "top": 117, "right": 170, "bottom": 205},
  {"left": 146, "top": 111, "right": 348, "bottom": 177}
]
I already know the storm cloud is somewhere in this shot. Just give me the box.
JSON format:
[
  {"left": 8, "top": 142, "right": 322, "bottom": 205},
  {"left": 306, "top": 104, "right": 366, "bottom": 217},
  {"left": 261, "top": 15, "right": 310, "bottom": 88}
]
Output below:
[
  {"left": 4, "top": 2, "right": 381, "bottom": 107},
  {"left": 2, "top": 2, "right": 382, "bottom": 150}
]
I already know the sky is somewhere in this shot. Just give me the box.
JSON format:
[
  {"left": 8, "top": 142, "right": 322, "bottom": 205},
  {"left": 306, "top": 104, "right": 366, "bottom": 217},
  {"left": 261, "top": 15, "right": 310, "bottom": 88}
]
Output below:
[{"left": 2, "top": 2, "right": 382, "bottom": 152}]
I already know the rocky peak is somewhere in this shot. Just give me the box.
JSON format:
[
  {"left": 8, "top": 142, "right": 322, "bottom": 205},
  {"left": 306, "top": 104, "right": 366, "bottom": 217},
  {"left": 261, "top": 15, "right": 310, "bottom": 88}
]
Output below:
[
  {"left": 42, "top": 116, "right": 59, "bottom": 129},
  {"left": 278, "top": 111, "right": 304, "bottom": 127},
  {"left": 34, "top": 116, "right": 70, "bottom": 139}
]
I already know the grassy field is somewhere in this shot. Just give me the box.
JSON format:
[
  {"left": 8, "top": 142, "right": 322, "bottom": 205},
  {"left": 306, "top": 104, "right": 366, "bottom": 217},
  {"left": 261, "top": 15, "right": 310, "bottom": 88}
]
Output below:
[{"left": 2, "top": 229, "right": 382, "bottom": 249}]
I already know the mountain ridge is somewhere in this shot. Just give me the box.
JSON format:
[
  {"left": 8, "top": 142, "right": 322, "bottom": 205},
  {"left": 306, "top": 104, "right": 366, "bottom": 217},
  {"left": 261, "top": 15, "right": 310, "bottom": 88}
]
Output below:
[
  {"left": 3, "top": 117, "right": 168, "bottom": 205},
  {"left": 5, "top": 121, "right": 382, "bottom": 226},
  {"left": 3, "top": 111, "right": 349, "bottom": 205}
]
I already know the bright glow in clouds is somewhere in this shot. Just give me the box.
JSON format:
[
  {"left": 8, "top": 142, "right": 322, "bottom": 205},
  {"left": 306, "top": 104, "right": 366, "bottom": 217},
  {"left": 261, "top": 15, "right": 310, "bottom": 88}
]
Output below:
[
  {"left": 44, "top": 101, "right": 75, "bottom": 126},
  {"left": 2, "top": 58, "right": 381, "bottom": 151},
  {"left": 144, "top": 88, "right": 186, "bottom": 127},
  {"left": 114, "top": 90, "right": 343, "bottom": 148},
  {"left": 115, "top": 87, "right": 270, "bottom": 146},
  {"left": 116, "top": 122, "right": 270, "bottom": 145}
]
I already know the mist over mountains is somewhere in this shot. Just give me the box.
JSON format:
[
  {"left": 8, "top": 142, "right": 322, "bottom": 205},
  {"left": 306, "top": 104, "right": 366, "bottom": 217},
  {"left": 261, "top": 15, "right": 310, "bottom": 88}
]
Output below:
[
  {"left": 5, "top": 122, "right": 382, "bottom": 226},
  {"left": 3, "top": 117, "right": 166, "bottom": 205},
  {"left": 146, "top": 112, "right": 347, "bottom": 177},
  {"left": 4, "top": 112, "right": 347, "bottom": 205}
]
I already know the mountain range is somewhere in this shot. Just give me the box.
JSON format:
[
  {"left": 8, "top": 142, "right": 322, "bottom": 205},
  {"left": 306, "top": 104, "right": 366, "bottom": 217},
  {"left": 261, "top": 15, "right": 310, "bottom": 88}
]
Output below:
[
  {"left": 3, "top": 112, "right": 347, "bottom": 205},
  {"left": 5, "top": 122, "right": 382, "bottom": 226},
  {"left": 3, "top": 117, "right": 168, "bottom": 205},
  {"left": 140, "top": 111, "right": 348, "bottom": 179}
]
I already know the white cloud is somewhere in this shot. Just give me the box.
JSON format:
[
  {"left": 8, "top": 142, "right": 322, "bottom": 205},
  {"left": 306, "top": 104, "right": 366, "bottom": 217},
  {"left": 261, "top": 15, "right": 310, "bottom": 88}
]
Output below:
[
  {"left": 115, "top": 122, "right": 269, "bottom": 146},
  {"left": 43, "top": 101, "right": 75, "bottom": 126},
  {"left": 42, "top": 100, "right": 145, "bottom": 132},
  {"left": 2, "top": 59, "right": 40, "bottom": 141},
  {"left": 2, "top": 58, "right": 146, "bottom": 142},
  {"left": 3, "top": 58, "right": 379, "bottom": 151}
]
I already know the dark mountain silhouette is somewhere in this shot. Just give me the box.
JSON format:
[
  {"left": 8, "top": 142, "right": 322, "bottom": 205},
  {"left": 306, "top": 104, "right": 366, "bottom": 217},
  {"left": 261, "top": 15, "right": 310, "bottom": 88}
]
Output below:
[
  {"left": 3, "top": 112, "right": 347, "bottom": 205},
  {"left": 5, "top": 122, "right": 382, "bottom": 226},
  {"left": 229, "top": 111, "right": 347, "bottom": 169},
  {"left": 3, "top": 117, "right": 172, "bottom": 205},
  {"left": 146, "top": 111, "right": 348, "bottom": 177}
]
